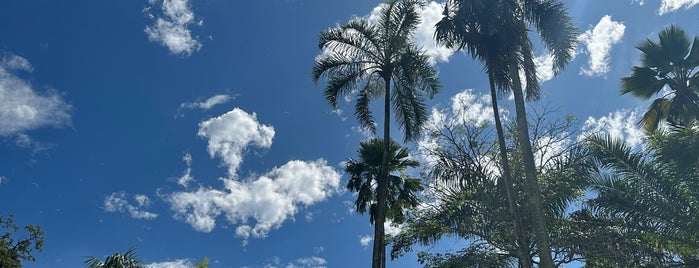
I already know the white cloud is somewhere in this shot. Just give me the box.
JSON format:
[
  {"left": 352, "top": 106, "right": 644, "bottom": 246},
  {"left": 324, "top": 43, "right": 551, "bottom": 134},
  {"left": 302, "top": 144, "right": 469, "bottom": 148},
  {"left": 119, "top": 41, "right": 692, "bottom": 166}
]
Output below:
[
  {"left": 659, "top": 0, "right": 699, "bottom": 14},
  {"left": 367, "top": 1, "right": 454, "bottom": 64},
  {"left": 578, "top": 15, "right": 625, "bottom": 77},
  {"left": 145, "top": 0, "right": 203, "bottom": 56},
  {"left": 180, "top": 94, "right": 232, "bottom": 111},
  {"left": 359, "top": 234, "right": 373, "bottom": 247},
  {"left": 104, "top": 192, "right": 158, "bottom": 220},
  {"left": 633, "top": 0, "right": 645, "bottom": 5},
  {"left": 0, "top": 54, "right": 71, "bottom": 137},
  {"left": 535, "top": 53, "right": 556, "bottom": 83},
  {"left": 177, "top": 153, "right": 194, "bottom": 188},
  {"left": 0, "top": 176, "right": 6, "bottom": 186},
  {"left": 147, "top": 259, "right": 191, "bottom": 268},
  {"left": 168, "top": 108, "right": 341, "bottom": 242},
  {"left": 197, "top": 108, "right": 275, "bottom": 176},
  {"left": 170, "top": 160, "right": 340, "bottom": 239},
  {"left": 293, "top": 256, "right": 327, "bottom": 268},
  {"left": 449, "top": 89, "right": 494, "bottom": 127},
  {"left": 579, "top": 108, "right": 645, "bottom": 148}
]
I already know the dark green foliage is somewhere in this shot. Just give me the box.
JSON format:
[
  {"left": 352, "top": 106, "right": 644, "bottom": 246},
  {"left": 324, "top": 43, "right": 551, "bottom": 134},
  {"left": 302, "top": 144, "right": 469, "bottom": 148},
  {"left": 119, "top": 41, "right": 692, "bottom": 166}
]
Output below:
[
  {"left": 580, "top": 128, "right": 699, "bottom": 266},
  {"left": 434, "top": 2, "right": 577, "bottom": 267},
  {"left": 84, "top": 247, "right": 145, "bottom": 268},
  {"left": 345, "top": 138, "right": 424, "bottom": 226},
  {"left": 0, "top": 215, "right": 45, "bottom": 268},
  {"left": 391, "top": 104, "right": 589, "bottom": 267},
  {"left": 312, "top": 0, "right": 440, "bottom": 143},
  {"left": 621, "top": 25, "right": 699, "bottom": 131}
]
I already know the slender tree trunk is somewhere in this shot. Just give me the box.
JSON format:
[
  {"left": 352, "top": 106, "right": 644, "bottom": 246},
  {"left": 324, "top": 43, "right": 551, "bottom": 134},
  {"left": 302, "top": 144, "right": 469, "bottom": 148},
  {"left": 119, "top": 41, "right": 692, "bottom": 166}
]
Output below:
[
  {"left": 510, "top": 65, "right": 555, "bottom": 268},
  {"left": 372, "top": 77, "right": 392, "bottom": 268},
  {"left": 487, "top": 67, "right": 533, "bottom": 268}
]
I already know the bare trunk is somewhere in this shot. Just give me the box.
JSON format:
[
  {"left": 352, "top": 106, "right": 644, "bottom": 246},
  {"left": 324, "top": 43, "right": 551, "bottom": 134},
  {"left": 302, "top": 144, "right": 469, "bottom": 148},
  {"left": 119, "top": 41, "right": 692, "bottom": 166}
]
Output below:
[
  {"left": 510, "top": 65, "right": 555, "bottom": 268},
  {"left": 487, "top": 67, "right": 533, "bottom": 268},
  {"left": 372, "top": 77, "right": 392, "bottom": 268}
]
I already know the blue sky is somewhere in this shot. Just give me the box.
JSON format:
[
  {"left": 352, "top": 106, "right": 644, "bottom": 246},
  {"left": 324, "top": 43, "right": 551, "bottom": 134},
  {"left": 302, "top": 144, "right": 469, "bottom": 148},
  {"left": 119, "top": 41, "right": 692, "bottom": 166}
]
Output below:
[{"left": 1, "top": 0, "right": 698, "bottom": 267}]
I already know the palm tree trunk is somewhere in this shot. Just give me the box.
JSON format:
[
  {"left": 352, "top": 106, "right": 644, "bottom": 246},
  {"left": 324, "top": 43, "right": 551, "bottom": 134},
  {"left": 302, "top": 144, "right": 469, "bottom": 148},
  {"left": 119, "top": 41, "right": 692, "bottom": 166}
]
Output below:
[
  {"left": 372, "top": 77, "right": 392, "bottom": 268},
  {"left": 510, "top": 65, "right": 555, "bottom": 268},
  {"left": 487, "top": 67, "right": 533, "bottom": 268}
]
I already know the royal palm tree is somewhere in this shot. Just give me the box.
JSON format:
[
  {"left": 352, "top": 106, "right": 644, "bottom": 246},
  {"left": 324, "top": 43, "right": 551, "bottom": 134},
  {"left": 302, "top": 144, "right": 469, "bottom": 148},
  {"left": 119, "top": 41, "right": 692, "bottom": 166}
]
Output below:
[
  {"left": 84, "top": 248, "right": 144, "bottom": 268},
  {"left": 621, "top": 25, "right": 699, "bottom": 132},
  {"left": 435, "top": 0, "right": 576, "bottom": 267},
  {"left": 345, "top": 138, "right": 423, "bottom": 234},
  {"left": 312, "top": 1, "right": 440, "bottom": 267},
  {"left": 435, "top": 1, "right": 576, "bottom": 267}
]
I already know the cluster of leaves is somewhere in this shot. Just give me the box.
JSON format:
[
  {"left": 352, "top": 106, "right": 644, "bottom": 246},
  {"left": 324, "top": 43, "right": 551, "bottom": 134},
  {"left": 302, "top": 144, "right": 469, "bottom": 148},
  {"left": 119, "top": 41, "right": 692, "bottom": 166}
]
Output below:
[{"left": 0, "top": 215, "right": 45, "bottom": 268}]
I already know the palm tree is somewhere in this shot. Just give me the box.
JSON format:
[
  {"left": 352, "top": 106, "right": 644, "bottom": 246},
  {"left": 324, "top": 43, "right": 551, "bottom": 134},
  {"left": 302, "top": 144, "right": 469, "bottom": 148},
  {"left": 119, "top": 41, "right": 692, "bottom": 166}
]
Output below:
[
  {"left": 435, "top": 1, "right": 576, "bottom": 267},
  {"left": 84, "top": 248, "right": 144, "bottom": 268},
  {"left": 621, "top": 25, "right": 699, "bottom": 132},
  {"left": 583, "top": 129, "right": 699, "bottom": 266},
  {"left": 312, "top": 1, "right": 440, "bottom": 267},
  {"left": 345, "top": 138, "right": 423, "bottom": 232}
]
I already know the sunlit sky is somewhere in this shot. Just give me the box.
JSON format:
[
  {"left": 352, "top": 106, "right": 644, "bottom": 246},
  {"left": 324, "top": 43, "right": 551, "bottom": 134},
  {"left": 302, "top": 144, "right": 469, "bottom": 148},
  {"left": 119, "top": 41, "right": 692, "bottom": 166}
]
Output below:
[{"left": 1, "top": 0, "right": 698, "bottom": 267}]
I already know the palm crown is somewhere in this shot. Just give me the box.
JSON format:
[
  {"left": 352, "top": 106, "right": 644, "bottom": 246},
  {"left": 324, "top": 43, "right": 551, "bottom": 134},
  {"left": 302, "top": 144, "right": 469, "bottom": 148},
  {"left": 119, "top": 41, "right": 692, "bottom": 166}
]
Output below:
[
  {"left": 622, "top": 25, "right": 699, "bottom": 131},
  {"left": 312, "top": 0, "right": 440, "bottom": 142}
]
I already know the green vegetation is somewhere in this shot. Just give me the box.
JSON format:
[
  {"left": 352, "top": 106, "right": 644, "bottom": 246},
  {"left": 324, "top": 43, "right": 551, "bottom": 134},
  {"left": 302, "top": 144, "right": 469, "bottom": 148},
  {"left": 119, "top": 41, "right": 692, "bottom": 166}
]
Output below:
[
  {"left": 622, "top": 25, "right": 699, "bottom": 131},
  {"left": 434, "top": 1, "right": 577, "bottom": 266},
  {"left": 85, "top": 248, "right": 144, "bottom": 268},
  {"left": 0, "top": 215, "right": 45, "bottom": 268},
  {"left": 344, "top": 138, "right": 423, "bottom": 229},
  {"left": 313, "top": 0, "right": 440, "bottom": 266}
]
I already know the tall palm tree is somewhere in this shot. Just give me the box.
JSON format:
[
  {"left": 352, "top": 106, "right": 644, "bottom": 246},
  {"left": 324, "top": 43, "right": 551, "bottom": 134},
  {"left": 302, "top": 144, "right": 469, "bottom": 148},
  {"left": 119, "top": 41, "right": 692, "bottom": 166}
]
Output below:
[
  {"left": 435, "top": 1, "right": 531, "bottom": 266},
  {"left": 345, "top": 138, "right": 423, "bottom": 233},
  {"left": 435, "top": 1, "right": 576, "bottom": 267},
  {"left": 84, "top": 248, "right": 144, "bottom": 268},
  {"left": 312, "top": 1, "right": 440, "bottom": 267},
  {"left": 621, "top": 25, "right": 699, "bottom": 132}
]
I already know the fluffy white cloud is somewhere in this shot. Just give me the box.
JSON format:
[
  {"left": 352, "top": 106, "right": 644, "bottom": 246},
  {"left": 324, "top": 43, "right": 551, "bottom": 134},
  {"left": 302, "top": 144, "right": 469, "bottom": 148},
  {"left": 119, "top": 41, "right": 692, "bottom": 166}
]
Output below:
[
  {"left": 0, "top": 176, "right": 6, "bottom": 186},
  {"left": 579, "top": 109, "right": 645, "bottom": 148},
  {"left": 145, "top": 0, "right": 202, "bottom": 56},
  {"left": 659, "top": 0, "right": 699, "bottom": 14},
  {"left": 367, "top": 1, "right": 454, "bottom": 64},
  {"left": 359, "top": 235, "right": 373, "bottom": 247},
  {"left": 534, "top": 53, "right": 556, "bottom": 83},
  {"left": 197, "top": 108, "right": 275, "bottom": 176},
  {"left": 0, "top": 54, "right": 71, "bottom": 137},
  {"left": 169, "top": 108, "right": 340, "bottom": 242},
  {"left": 579, "top": 15, "right": 625, "bottom": 77},
  {"left": 104, "top": 192, "right": 158, "bottom": 220},
  {"left": 146, "top": 259, "right": 191, "bottom": 268},
  {"left": 180, "top": 94, "right": 232, "bottom": 111},
  {"left": 169, "top": 159, "right": 340, "bottom": 238}
]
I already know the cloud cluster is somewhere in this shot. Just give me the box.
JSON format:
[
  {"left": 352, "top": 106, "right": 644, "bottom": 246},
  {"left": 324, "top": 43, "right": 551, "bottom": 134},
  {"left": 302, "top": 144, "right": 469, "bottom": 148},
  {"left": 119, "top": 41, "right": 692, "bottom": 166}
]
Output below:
[
  {"left": 197, "top": 108, "right": 275, "bottom": 176},
  {"left": 0, "top": 54, "right": 71, "bottom": 137},
  {"left": 145, "top": 0, "right": 203, "bottom": 56},
  {"left": 251, "top": 256, "right": 328, "bottom": 268},
  {"left": 578, "top": 15, "right": 625, "bottom": 77},
  {"left": 579, "top": 108, "right": 645, "bottom": 148},
  {"left": 146, "top": 259, "right": 191, "bottom": 268},
  {"left": 168, "top": 108, "right": 340, "bottom": 242},
  {"left": 658, "top": 0, "right": 699, "bottom": 14},
  {"left": 104, "top": 192, "right": 158, "bottom": 220}
]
